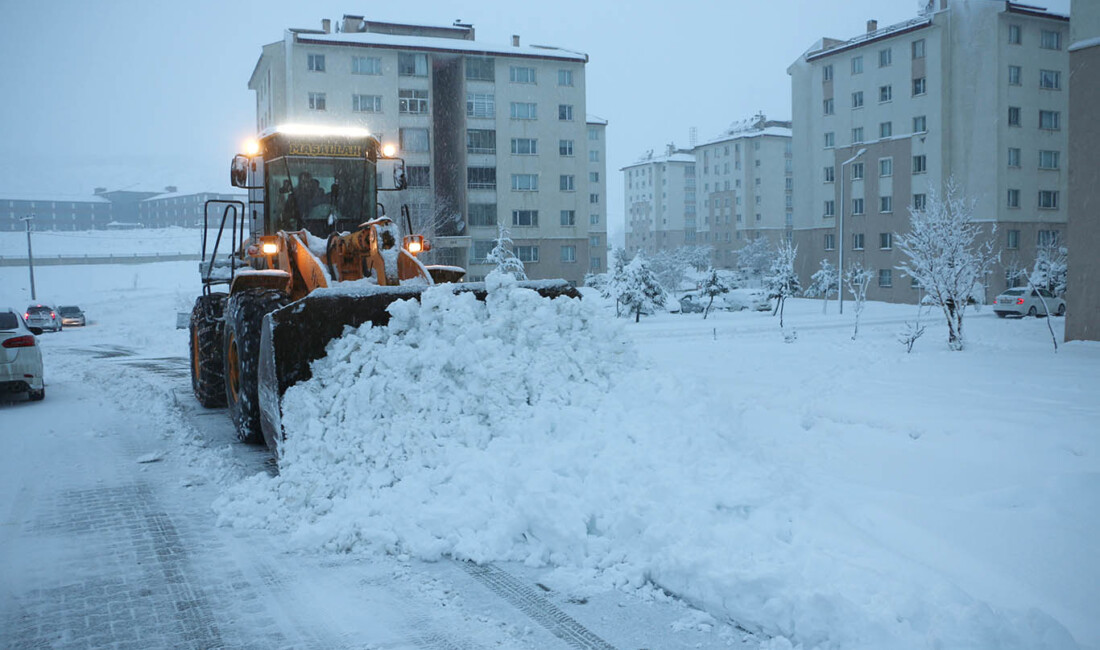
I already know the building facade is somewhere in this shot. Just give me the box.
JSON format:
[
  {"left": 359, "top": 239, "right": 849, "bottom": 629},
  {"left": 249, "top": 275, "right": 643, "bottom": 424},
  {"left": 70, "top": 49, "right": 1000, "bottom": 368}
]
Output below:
[
  {"left": 622, "top": 146, "right": 695, "bottom": 259},
  {"left": 1066, "top": 0, "right": 1100, "bottom": 341},
  {"left": 2, "top": 188, "right": 243, "bottom": 232},
  {"left": 249, "top": 16, "right": 606, "bottom": 285},
  {"left": 788, "top": 0, "right": 1069, "bottom": 303}
]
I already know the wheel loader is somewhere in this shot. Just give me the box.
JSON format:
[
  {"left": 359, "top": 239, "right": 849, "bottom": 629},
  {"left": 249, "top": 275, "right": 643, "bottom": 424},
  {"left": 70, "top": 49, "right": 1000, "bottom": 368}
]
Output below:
[{"left": 189, "top": 124, "right": 578, "bottom": 454}]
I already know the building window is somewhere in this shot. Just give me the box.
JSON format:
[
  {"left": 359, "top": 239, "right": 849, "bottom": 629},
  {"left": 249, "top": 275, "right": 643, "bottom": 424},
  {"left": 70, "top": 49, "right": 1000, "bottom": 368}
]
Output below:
[
  {"left": 880, "top": 196, "right": 893, "bottom": 213},
  {"left": 824, "top": 132, "right": 835, "bottom": 148},
  {"left": 823, "top": 64, "right": 834, "bottom": 81},
  {"left": 853, "top": 232, "right": 865, "bottom": 249},
  {"left": 559, "top": 140, "right": 574, "bottom": 156},
  {"left": 1008, "top": 106, "right": 1021, "bottom": 126},
  {"left": 560, "top": 210, "right": 576, "bottom": 226},
  {"left": 510, "top": 102, "right": 537, "bottom": 120},
  {"left": 466, "top": 129, "right": 496, "bottom": 154},
  {"left": 852, "top": 127, "right": 864, "bottom": 143},
  {"left": 515, "top": 246, "right": 539, "bottom": 263},
  {"left": 1040, "top": 30, "right": 1062, "bottom": 50},
  {"left": 560, "top": 246, "right": 577, "bottom": 263},
  {"left": 879, "top": 48, "right": 892, "bottom": 67},
  {"left": 590, "top": 214, "right": 600, "bottom": 225},
  {"left": 352, "top": 94, "right": 381, "bottom": 113},
  {"left": 590, "top": 193, "right": 600, "bottom": 204},
  {"left": 1009, "top": 24, "right": 1022, "bottom": 44},
  {"left": 588, "top": 127, "right": 600, "bottom": 141},
  {"left": 400, "top": 127, "right": 429, "bottom": 152},
  {"left": 510, "top": 138, "right": 538, "bottom": 155},
  {"left": 398, "top": 89, "right": 429, "bottom": 114},
  {"left": 913, "top": 193, "right": 927, "bottom": 210},
  {"left": 511, "top": 174, "right": 538, "bottom": 191},
  {"left": 824, "top": 166, "right": 835, "bottom": 183},
  {"left": 880, "top": 121, "right": 893, "bottom": 138},
  {"left": 308, "top": 92, "right": 326, "bottom": 110},
  {"left": 590, "top": 256, "right": 602, "bottom": 270},
  {"left": 912, "top": 39, "right": 926, "bottom": 59},
  {"left": 1040, "top": 69, "right": 1061, "bottom": 90},
  {"left": 1008, "top": 147, "right": 1021, "bottom": 167},
  {"left": 466, "top": 57, "right": 495, "bottom": 81},
  {"left": 913, "top": 115, "right": 927, "bottom": 133},
  {"left": 471, "top": 240, "right": 495, "bottom": 263},
  {"left": 1038, "top": 190, "right": 1059, "bottom": 209},
  {"left": 1007, "top": 188, "right": 1020, "bottom": 208},
  {"left": 878, "top": 269, "right": 893, "bottom": 287},
  {"left": 823, "top": 98, "right": 835, "bottom": 115},
  {"left": 1039, "top": 110, "right": 1060, "bottom": 130},
  {"left": 1006, "top": 229, "right": 1020, "bottom": 249},
  {"left": 509, "top": 66, "right": 536, "bottom": 83},
  {"left": 852, "top": 56, "right": 863, "bottom": 74},
  {"left": 879, "top": 85, "right": 893, "bottom": 102},
  {"left": 467, "top": 167, "right": 497, "bottom": 189},
  {"left": 824, "top": 200, "right": 835, "bottom": 217},
  {"left": 558, "top": 69, "right": 574, "bottom": 86},
  {"left": 468, "top": 203, "right": 497, "bottom": 226},
  {"left": 852, "top": 162, "right": 864, "bottom": 180},
  {"left": 880, "top": 158, "right": 893, "bottom": 177},
  {"left": 558, "top": 104, "right": 574, "bottom": 121},
  {"left": 912, "top": 155, "right": 927, "bottom": 174},
  {"left": 308, "top": 54, "right": 325, "bottom": 72},
  {"left": 352, "top": 56, "right": 381, "bottom": 75},
  {"left": 852, "top": 198, "right": 865, "bottom": 216},
  {"left": 912, "top": 77, "right": 926, "bottom": 96},
  {"left": 512, "top": 209, "right": 539, "bottom": 226},
  {"left": 398, "top": 52, "right": 428, "bottom": 76},
  {"left": 880, "top": 232, "right": 893, "bottom": 249},
  {"left": 589, "top": 171, "right": 599, "bottom": 183},
  {"left": 824, "top": 233, "right": 836, "bottom": 250},
  {"left": 1008, "top": 65, "right": 1021, "bottom": 86},
  {"left": 1038, "top": 230, "right": 1059, "bottom": 246},
  {"left": 406, "top": 165, "right": 431, "bottom": 188},
  {"left": 852, "top": 91, "right": 864, "bottom": 108},
  {"left": 560, "top": 175, "right": 575, "bottom": 191},
  {"left": 589, "top": 150, "right": 600, "bottom": 162},
  {"left": 1039, "top": 150, "right": 1060, "bottom": 170},
  {"left": 465, "top": 93, "right": 496, "bottom": 118}
]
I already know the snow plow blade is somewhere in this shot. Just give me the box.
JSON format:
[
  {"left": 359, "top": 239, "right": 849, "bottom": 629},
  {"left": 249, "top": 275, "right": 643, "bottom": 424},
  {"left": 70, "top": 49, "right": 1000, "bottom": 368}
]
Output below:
[{"left": 257, "top": 281, "right": 581, "bottom": 452}]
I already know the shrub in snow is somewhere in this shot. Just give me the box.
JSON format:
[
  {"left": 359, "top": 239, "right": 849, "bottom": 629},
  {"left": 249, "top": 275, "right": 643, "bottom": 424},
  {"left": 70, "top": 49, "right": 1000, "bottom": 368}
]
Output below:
[
  {"left": 735, "top": 237, "right": 772, "bottom": 283},
  {"left": 845, "top": 261, "right": 873, "bottom": 340},
  {"left": 804, "top": 258, "right": 838, "bottom": 314},
  {"left": 763, "top": 241, "right": 800, "bottom": 329},
  {"left": 611, "top": 253, "right": 666, "bottom": 322},
  {"left": 896, "top": 180, "right": 998, "bottom": 351},
  {"left": 1029, "top": 241, "right": 1067, "bottom": 297},
  {"left": 484, "top": 225, "right": 527, "bottom": 280},
  {"left": 699, "top": 267, "right": 734, "bottom": 320},
  {"left": 897, "top": 320, "right": 925, "bottom": 353}
]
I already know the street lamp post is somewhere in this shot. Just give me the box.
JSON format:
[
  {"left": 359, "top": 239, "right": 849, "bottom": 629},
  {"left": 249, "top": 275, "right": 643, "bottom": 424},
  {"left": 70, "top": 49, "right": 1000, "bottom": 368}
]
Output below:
[
  {"left": 838, "top": 148, "right": 866, "bottom": 315},
  {"left": 21, "top": 214, "right": 36, "bottom": 301}
]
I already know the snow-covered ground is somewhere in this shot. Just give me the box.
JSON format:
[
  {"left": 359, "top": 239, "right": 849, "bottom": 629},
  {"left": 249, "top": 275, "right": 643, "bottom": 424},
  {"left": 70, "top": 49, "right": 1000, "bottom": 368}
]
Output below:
[
  {"left": 0, "top": 227, "right": 217, "bottom": 260},
  {"left": 1, "top": 255, "right": 1096, "bottom": 649}
]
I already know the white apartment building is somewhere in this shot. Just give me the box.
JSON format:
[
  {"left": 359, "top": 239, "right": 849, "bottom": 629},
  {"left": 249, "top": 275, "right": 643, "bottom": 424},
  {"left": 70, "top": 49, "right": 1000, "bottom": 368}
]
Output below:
[
  {"left": 622, "top": 115, "right": 792, "bottom": 268},
  {"left": 788, "top": 0, "right": 1069, "bottom": 303},
  {"left": 248, "top": 16, "right": 607, "bottom": 285}
]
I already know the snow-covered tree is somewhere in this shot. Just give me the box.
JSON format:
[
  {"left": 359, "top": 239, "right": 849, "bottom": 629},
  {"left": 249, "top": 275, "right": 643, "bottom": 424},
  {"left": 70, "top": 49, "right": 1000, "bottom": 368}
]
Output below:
[
  {"left": 484, "top": 225, "right": 527, "bottom": 280},
  {"left": 1029, "top": 241, "right": 1067, "bottom": 297},
  {"left": 763, "top": 241, "right": 800, "bottom": 328},
  {"left": 649, "top": 246, "right": 713, "bottom": 296},
  {"left": 895, "top": 180, "right": 998, "bottom": 351},
  {"left": 699, "top": 268, "right": 734, "bottom": 320},
  {"left": 845, "top": 261, "right": 873, "bottom": 340},
  {"left": 617, "top": 253, "right": 666, "bottom": 323},
  {"left": 804, "top": 258, "right": 839, "bottom": 314},
  {"left": 735, "top": 237, "right": 772, "bottom": 284}
]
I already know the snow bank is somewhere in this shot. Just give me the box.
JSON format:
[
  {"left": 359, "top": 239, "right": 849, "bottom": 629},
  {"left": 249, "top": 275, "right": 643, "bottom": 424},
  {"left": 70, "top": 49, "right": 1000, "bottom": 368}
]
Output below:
[{"left": 215, "top": 282, "right": 1080, "bottom": 649}]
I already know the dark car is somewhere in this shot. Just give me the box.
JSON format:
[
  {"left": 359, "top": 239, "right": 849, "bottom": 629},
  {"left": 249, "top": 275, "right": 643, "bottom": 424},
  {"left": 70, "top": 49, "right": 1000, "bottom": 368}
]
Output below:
[
  {"left": 58, "top": 305, "right": 86, "bottom": 327},
  {"left": 24, "top": 304, "right": 62, "bottom": 332}
]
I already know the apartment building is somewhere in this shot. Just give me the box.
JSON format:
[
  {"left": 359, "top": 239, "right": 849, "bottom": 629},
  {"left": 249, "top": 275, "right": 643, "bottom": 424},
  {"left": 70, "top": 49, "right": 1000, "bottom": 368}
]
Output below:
[
  {"left": 788, "top": 0, "right": 1069, "bottom": 303},
  {"left": 622, "top": 146, "right": 695, "bottom": 259},
  {"left": 1, "top": 187, "right": 243, "bottom": 231},
  {"left": 248, "top": 16, "right": 606, "bottom": 285},
  {"left": 1066, "top": 0, "right": 1100, "bottom": 341}
]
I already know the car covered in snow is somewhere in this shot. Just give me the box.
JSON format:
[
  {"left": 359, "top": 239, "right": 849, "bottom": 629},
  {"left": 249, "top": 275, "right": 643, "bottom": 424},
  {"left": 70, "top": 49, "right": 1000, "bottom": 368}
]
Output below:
[
  {"left": 678, "top": 294, "right": 706, "bottom": 314},
  {"left": 992, "top": 288, "right": 1066, "bottom": 318},
  {"left": 1, "top": 307, "right": 45, "bottom": 401},
  {"left": 58, "top": 305, "right": 86, "bottom": 327},
  {"left": 24, "top": 303, "right": 62, "bottom": 332}
]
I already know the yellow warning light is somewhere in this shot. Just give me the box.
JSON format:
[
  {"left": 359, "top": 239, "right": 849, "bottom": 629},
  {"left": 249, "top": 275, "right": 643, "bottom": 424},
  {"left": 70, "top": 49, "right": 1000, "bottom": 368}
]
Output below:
[{"left": 382, "top": 143, "right": 397, "bottom": 158}]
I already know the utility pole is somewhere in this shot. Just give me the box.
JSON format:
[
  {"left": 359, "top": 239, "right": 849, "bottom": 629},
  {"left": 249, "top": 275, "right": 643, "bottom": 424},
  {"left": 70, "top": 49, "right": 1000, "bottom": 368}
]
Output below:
[{"left": 21, "top": 214, "right": 36, "bottom": 301}]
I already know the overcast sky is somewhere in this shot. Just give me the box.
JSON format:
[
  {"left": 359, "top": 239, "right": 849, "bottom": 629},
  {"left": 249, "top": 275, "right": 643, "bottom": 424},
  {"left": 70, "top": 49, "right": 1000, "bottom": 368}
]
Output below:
[{"left": 0, "top": 0, "right": 1071, "bottom": 242}]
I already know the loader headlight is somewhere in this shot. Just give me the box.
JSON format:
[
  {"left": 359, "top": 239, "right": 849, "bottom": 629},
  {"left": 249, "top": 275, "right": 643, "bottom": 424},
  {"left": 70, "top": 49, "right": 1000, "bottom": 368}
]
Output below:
[
  {"left": 244, "top": 139, "right": 261, "bottom": 157},
  {"left": 404, "top": 235, "right": 424, "bottom": 255},
  {"left": 261, "top": 241, "right": 279, "bottom": 255}
]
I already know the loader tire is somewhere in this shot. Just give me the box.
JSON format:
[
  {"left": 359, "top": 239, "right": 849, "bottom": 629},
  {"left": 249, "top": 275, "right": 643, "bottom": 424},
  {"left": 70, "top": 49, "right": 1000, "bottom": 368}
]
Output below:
[
  {"left": 189, "top": 292, "right": 227, "bottom": 408},
  {"left": 224, "top": 289, "right": 288, "bottom": 444}
]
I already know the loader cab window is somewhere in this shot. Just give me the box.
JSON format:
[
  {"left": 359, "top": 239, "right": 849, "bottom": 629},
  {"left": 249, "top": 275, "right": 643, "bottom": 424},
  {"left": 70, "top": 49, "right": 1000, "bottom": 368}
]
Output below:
[{"left": 266, "top": 156, "right": 376, "bottom": 237}]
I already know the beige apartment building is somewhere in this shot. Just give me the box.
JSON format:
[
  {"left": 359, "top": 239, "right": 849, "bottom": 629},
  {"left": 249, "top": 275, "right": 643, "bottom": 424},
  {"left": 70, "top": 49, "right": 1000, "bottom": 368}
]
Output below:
[
  {"left": 248, "top": 16, "right": 606, "bottom": 285},
  {"left": 623, "top": 115, "right": 793, "bottom": 268},
  {"left": 788, "top": 0, "right": 1069, "bottom": 303}
]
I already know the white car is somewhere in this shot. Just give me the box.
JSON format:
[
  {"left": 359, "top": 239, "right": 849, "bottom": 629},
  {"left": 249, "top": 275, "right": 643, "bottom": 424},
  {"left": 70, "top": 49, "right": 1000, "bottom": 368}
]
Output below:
[
  {"left": 1, "top": 307, "right": 45, "bottom": 401},
  {"left": 993, "top": 288, "right": 1066, "bottom": 318}
]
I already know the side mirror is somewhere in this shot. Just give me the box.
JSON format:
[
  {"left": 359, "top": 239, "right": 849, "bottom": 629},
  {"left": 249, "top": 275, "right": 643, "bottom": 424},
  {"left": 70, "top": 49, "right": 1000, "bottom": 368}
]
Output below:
[
  {"left": 393, "top": 160, "right": 407, "bottom": 190},
  {"left": 230, "top": 155, "right": 250, "bottom": 188}
]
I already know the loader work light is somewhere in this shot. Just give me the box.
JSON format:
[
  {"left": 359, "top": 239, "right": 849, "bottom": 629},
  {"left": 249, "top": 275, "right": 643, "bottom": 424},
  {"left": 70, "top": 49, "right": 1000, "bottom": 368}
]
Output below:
[
  {"left": 261, "top": 241, "right": 279, "bottom": 255},
  {"left": 244, "top": 139, "right": 261, "bottom": 156},
  {"left": 404, "top": 235, "right": 426, "bottom": 255},
  {"left": 382, "top": 143, "right": 397, "bottom": 158}
]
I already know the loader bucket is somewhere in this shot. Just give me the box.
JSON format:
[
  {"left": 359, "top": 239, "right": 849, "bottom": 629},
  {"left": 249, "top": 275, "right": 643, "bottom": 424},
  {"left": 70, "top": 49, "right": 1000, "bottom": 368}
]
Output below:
[{"left": 257, "top": 280, "right": 580, "bottom": 453}]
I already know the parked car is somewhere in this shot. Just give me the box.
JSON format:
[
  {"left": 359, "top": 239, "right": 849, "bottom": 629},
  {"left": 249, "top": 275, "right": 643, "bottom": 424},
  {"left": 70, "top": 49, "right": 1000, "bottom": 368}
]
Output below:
[
  {"left": 992, "top": 288, "right": 1066, "bottom": 318},
  {"left": 24, "top": 304, "right": 62, "bottom": 332},
  {"left": 1, "top": 307, "right": 45, "bottom": 401},
  {"left": 678, "top": 294, "right": 705, "bottom": 314},
  {"left": 727, "top": 288, "right": 773, "bottom": 312},
  {"left": 58, "top": 305, "right": 86, "bottom": 327}
]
